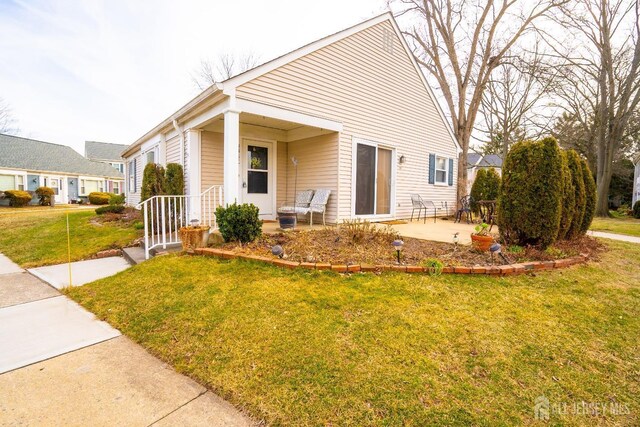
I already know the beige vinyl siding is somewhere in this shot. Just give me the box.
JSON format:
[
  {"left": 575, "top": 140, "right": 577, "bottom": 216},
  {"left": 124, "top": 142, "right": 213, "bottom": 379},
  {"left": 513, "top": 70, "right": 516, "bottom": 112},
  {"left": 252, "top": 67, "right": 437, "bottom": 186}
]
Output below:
[
  {"left": 166, "top": 134, "right": 181, "bottom": 165},
  {"left": 200, "top": 131, "right": 224, "bottom": 221},
  {"left": 237, "top": 20, "right": 458, "bottom": 219},
  {"left": 283, "top": 133, "right": 339, "bottom": 222}
]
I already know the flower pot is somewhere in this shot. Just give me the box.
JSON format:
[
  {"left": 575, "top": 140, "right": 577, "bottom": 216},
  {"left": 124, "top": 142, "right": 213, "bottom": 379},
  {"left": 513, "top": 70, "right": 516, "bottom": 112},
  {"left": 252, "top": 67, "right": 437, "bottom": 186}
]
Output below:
[
  {"left": 179, "top": 226, "right": 210, "bottom": 252},
  {"left": 471, "top": 234, "right": 494, "bottom": 251},
  {"left": 277, "top": 210, "right": 297, "bottom": 230}
]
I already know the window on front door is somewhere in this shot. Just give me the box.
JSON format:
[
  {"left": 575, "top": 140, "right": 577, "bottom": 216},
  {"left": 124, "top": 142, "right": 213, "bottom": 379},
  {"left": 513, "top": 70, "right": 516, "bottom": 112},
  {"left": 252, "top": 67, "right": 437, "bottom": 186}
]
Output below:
[
  {"left": 247, "top": 145, "right": 268, "bottom": 194},
  {"left": 355, "top": 143, "right": 392, "bottom": 216}
]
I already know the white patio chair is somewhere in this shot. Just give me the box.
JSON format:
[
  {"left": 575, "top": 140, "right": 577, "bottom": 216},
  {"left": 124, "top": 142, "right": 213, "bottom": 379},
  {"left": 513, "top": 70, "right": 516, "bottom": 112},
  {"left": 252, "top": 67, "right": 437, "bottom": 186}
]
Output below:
[{"left": 301, "top": 189, "right": 331, "bottom": 226}]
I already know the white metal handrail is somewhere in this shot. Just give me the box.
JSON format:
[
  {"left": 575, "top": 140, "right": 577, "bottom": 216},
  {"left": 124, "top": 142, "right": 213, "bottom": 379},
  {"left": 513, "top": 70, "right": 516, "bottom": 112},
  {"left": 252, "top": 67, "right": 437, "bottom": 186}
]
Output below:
[{"left": 136, "top": 185, "right": 223, "bottom": 259}]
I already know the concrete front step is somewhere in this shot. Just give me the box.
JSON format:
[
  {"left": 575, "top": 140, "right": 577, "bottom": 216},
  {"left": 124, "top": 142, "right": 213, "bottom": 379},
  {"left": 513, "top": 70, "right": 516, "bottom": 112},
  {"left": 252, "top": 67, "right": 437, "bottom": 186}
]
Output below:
[{"left": 122, "top": 247, "right": 146, "bottom": 265}]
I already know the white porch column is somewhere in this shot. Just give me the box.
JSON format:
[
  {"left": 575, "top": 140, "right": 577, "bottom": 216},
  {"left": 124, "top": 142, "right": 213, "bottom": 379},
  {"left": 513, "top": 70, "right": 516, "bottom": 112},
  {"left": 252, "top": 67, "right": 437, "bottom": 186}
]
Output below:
[
  {"left": 223, "top": 108, "right": 241, "bottom": 205},
  {"left": 185, "top": 129, "right": 201, "bottom": 221}
]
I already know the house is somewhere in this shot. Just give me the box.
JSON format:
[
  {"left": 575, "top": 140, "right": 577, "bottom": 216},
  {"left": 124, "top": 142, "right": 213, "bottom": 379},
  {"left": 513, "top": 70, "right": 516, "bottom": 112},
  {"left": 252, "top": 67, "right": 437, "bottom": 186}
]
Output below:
[
  {"left": 122, "top": 13, "right": 460, "bottom": 223},
  {"left": 85, "top": 140, "right": 127, "bottom": 175},
  {"left": 633, "top": 154, "right": 640, "bottom": 206},
  {"left": 467, "top": 152, "right": 502, "bottom": 189},
  {"left": 0, "top": 133, "right": 125, "bottom": 205}
]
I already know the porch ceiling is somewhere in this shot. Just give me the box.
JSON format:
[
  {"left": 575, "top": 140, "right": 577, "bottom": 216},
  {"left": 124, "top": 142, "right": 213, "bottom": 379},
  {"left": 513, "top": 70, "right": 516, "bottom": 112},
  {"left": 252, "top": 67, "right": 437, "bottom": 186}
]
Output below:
[{"left": 201, "top": 112, "right": 336, "bottom": 142}]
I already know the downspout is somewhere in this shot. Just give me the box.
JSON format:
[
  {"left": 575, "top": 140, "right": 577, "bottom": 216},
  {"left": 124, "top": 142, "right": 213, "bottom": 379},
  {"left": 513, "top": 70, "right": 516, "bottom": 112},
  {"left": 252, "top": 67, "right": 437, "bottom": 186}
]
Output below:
[{"left": 173, "top": 119, "right": 185, "bottom": 168}]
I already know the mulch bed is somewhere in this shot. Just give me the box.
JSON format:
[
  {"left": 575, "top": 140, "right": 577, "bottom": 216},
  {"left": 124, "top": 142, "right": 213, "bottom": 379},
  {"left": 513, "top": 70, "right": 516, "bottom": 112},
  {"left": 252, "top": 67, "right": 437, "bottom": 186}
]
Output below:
[{"left": 215, "top": 226, "right": 604, "bottom": 267}]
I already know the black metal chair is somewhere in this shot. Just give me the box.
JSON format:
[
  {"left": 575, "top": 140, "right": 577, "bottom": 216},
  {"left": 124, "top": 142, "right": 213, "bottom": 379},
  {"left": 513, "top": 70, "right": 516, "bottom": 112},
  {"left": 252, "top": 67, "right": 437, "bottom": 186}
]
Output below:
[
  {"left": 454, "top": 195, "right": 473, "bottom": 224},
  {"left": 410, "top": 194, "right": 437, "bottom": 223}
]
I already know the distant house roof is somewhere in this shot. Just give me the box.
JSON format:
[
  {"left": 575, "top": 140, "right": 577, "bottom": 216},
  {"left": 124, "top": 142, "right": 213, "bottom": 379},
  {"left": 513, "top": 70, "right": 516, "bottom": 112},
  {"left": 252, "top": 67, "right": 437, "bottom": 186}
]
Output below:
[
  {"left": 467, "top": 152, "right": 483, "bottom": 167},
  {"left": 478, "top": 154, "right": 503, "bottom": 168},
  {"left": 0, "top": 134, "right": 123, "bottom": 178},
  {"left": 85, "top": 140, "right": 127, "bottom": 162}
]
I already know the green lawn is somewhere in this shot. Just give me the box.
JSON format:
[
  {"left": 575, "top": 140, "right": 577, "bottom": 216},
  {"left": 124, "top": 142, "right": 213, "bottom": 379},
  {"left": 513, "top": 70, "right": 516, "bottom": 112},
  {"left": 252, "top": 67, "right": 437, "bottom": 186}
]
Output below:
[
  {"left": 67, "top": 240, "right": 640, "bottom": 426},
  {"left": 590, "top": 216, "right": 640, "bottom": 237},
  {"left": 0, "top": 210, "right": 141, "bottom": 267}
]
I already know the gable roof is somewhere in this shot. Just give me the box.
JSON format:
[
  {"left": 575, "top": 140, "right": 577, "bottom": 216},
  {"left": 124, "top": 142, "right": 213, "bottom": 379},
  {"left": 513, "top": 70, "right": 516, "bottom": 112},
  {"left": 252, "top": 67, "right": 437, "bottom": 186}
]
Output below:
[
  {"left": 0, "top": 134, "right": 123, "bottom": 178},
  {"left": 124, "top": 12, "right": 461, "bottom": 156},
  {"left": 85, "top": 140, "right": 127, "bottom": 162},
  {"left": 478, "top": 154, "right": 503, "bottom": 168},
  {"left": 467, "top": 152, "right": 482, "bottom": 167}
]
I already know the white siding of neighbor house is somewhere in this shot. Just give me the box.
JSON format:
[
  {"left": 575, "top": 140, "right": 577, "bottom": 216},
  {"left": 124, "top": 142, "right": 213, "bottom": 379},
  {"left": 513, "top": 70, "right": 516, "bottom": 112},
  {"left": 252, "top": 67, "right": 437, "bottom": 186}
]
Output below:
[
  {"left": 125, "top": 153, "right": 143, "bottom": 206},
  {"left": 236, "top": 20, "right": 458, "bottom": 220}
]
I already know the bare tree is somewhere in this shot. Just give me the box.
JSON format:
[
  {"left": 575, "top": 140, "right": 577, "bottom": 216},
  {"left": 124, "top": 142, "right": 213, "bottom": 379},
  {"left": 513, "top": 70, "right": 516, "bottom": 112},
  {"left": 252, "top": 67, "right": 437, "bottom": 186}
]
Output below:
[
  {"left": 479, "top": 45, "right": 560, "bottom": 158},
  {"left": 391, "top": 0, "right": 567, "bottom": 200},
  {"left": 191, "top": 52, "right": 260, "bottom": 91},
  {"left": 547, "top": 0, "right": 640, "bottom": 216},
  {"left": 0, "top": 97, "right": 19, "bottom": 135}
]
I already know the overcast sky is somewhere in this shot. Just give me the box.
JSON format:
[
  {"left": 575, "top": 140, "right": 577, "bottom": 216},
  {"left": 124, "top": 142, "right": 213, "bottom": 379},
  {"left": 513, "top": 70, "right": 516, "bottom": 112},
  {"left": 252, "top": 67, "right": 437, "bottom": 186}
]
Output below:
[{"left": 0, "top": 0, "right": 386, "bottom": 154}]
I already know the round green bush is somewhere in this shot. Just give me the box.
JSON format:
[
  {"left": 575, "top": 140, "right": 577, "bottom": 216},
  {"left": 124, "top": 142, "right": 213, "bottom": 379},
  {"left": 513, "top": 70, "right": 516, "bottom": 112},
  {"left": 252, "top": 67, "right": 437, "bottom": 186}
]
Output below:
[
  {"left": 557, "top": 151, "right": 575, "bottom": 240},
  {"left": 632, "top": 200, "right": 640, "bottom": 219},
  {"left": 165, "top": 163, "right": 185, "bottom": 196},
  {"left": 497, "top": 137, "right": 563, "bottom": 248},
  {"left": 566, "top": 150, "right": 586, "bottom": 239},
  {"left": 4, "top": 190, "right": 33, "bottom": 207},
  {"left": 95, "top": 204, "right": 125, "bottom": 215},
  {"left": 215, "top": 203, "right": 262, "bottom": 243},
  {"left": 35, "top": 186, "right": 55, "bottom": 206},
  {"left": 88, "top": 192, "right": 112, "bottom": 205},
  {"left": 580, "top": 158, "right": 597, "bottom": 232},
  {"left": 109, "top": 193, "right": 125, "bottom": 205},
  {"left": 470, "top": 168, "right": 500, "bottom": 214}
]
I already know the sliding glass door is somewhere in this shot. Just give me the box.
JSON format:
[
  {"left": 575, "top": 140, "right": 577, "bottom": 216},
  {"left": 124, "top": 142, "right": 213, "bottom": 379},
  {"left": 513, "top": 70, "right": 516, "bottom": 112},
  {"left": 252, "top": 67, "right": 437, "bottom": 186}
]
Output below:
[{"left": 355, "top": 142, "right": 393, "bottom": 216}]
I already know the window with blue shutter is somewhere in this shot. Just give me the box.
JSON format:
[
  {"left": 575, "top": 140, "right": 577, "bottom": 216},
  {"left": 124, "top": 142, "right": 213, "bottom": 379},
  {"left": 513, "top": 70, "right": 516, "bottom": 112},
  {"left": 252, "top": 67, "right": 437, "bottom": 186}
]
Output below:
[
  {"left": 428, "top": 153, "right": 435, "bottom": 184},
  {"left": 448, "top": 158, "right": 454, "bottom": 186}
]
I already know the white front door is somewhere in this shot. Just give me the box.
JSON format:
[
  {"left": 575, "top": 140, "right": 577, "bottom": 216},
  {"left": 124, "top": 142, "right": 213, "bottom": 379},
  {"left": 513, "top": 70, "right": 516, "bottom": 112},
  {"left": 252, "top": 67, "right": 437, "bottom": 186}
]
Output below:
[
  {"left": 241, "top": 139, "right": 274, "bottom": 217},
  {"left": 43, "top": 176, "right": 65, "bottom": 204}
]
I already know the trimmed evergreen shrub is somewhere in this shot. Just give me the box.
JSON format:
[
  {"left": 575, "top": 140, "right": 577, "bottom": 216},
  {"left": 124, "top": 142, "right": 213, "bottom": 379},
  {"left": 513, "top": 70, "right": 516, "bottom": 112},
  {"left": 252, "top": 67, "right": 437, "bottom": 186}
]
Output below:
[
  {"left": 95, "top": 204, "right": 125, "bottom": 215},
  {"left": 4, "top": 190, "right": 33, "bottom": 207},
  {"left": 109, "top": 193, "right": 125, "bottom": 205},
  {"left": 35, "top": 186, "right": 55, "bottom": 206},
  {"left": 566, "top": 150, "right": 586, "bottom": 239},
  {"left": 557, "top": 151, "right": 575, "bottom": 240},
  {"left": 633, "top": 200, "right": 640, "bottom": 219},
  {"left": 165, "top": 163, "right": 185, "bottom": 195},
  {"left": 497, "top": 137, "right": 563, "bottom": 248},
  {"left": 88, "top": 192, "right": 112, "bottom": 205},
  {"left": 141, "top": 163, "right": 166, "bottom": 202},
  {"left": 580, "top": 158, "right": 597, "bottom": 232},
  {"left": 215, "top": 203, "right": 262, "bottom": 243},
  {"left": 470, "top": 167, "right": 500, "bottom": 213}
]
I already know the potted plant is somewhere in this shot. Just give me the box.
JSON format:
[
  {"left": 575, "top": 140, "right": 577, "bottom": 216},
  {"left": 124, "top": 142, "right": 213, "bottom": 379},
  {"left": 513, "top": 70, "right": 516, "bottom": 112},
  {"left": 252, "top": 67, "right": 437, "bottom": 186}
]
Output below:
[
  {"left": 179, "top": 220, "right": 210, "bottom": 252},
  {"left": 471, "top": 222, "right": 494, "bottom": 251}
]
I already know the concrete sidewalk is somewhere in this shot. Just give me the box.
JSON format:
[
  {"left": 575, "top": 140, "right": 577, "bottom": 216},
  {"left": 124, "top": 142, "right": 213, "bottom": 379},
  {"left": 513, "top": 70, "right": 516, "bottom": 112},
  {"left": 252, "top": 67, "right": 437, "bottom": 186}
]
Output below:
[
  {"left": 0, "top": 254, "right": 254, "bottom": 426},
  {"left": 588, "top": 230, "right": 640, "bottom": 243},
  {"left": 28, "top": 256, "right": 131, "bottom": 289}
]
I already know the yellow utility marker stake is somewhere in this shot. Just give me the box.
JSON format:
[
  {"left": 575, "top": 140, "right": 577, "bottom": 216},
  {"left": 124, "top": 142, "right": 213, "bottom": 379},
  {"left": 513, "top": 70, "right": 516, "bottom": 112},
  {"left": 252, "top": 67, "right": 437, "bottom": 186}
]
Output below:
[{"left": 66, "top": 213, "right": 72, "bottom": 287}]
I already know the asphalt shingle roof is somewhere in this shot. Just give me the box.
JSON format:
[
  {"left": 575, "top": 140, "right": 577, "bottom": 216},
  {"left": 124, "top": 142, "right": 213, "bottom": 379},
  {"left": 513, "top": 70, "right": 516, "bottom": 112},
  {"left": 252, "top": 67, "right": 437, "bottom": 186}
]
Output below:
[
  {"left": 84, "top": 140, "right": 127, "bottom": 162},
  {"left": 478, "top": 154, "right": 503, "bottom": 167},
  {"left": 0, "top": 134, "right": 124, "bottom": 178},
  {"left": 467, "top": 152, "right": 483, "bottom": 166}
]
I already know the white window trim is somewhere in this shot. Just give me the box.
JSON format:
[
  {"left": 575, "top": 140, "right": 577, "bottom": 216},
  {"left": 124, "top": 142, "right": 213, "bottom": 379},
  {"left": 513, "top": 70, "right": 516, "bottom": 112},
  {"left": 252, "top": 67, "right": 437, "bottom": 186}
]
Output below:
[
  {"left": 350, "top": 137, "right": 397, "bottom": 219},
  {"left": 434, "top": 155, "right": 449, "bottom": 186},
  {"left": 78, "top": 176, "right": 104, "bottom": 196},
  {"left": 0, "top": 170, "right": 28, "bottom": 191},
  {"left": 128, "top": 158, "right": 137, "bottom": 193}
]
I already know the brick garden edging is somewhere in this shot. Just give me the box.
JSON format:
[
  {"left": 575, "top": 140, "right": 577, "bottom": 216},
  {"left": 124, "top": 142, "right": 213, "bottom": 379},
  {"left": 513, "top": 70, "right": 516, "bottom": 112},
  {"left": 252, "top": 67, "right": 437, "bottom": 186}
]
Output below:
[{"left": 193, "top": 248, "right": 589, "bottom": 276}]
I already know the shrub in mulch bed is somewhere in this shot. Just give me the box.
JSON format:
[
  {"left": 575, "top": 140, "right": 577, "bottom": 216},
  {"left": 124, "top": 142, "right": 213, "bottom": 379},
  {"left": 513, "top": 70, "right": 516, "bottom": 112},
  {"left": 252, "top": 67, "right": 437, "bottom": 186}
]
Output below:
[
  {"left": 92, "top": 207, "right": 141, "bottom": 225},
  {"left": 210, "top": 227, "right": 604, "bottom": 268}
]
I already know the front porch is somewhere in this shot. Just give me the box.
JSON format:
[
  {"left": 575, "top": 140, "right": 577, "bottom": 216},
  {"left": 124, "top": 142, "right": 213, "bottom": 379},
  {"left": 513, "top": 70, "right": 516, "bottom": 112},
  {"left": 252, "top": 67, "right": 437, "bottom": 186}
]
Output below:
[{"left": 185, "top": 98, "right": 342, "bottom": 223}]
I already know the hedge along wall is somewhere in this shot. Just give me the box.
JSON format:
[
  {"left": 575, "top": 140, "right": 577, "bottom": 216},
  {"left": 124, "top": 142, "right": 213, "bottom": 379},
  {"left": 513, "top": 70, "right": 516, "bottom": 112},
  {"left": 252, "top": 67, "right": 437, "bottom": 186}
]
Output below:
[
  {"left": 557, "top": 151, "right": 575, "bottom": 241},
  {"left": 566, "top": 150, "right": 586, "bottom": 239},
  {"left": 580, "top": 158, "right": 597, "bottom": 234},
  {"left": 498, "top": 137, "right": 563, "bottom": 248}
]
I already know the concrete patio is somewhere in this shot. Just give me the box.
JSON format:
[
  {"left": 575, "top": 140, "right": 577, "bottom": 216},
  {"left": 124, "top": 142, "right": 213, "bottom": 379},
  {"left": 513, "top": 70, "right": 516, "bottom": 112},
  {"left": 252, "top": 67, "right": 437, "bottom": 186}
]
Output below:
[{"left": 262, "top": 218, "right": 484, "bottom": 245}]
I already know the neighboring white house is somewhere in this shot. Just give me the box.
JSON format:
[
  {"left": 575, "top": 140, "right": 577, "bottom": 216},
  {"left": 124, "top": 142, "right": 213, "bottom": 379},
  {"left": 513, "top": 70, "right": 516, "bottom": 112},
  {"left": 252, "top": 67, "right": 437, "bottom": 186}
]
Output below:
[
  {"left": 633, "top": 153, "right": 640, "bottom": 206},
  {"left": 467, "top": 152, "right": 503, "bottom": 190},
  {"left": 0, "top": 134, "right": 124, "bottom": 204},
  {"left": 122, "top": 12, "right": 460, "bottom": 223}
]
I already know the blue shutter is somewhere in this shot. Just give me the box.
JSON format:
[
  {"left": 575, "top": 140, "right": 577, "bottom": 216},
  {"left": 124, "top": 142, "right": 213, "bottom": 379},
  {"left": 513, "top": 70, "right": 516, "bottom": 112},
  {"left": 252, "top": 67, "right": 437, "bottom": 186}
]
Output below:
[
  {"left": 428, "top": 153, "right": 435, "bottom": 184},
  {"left": 448, "top": 158, "right": 454, "bottom": 186}
]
